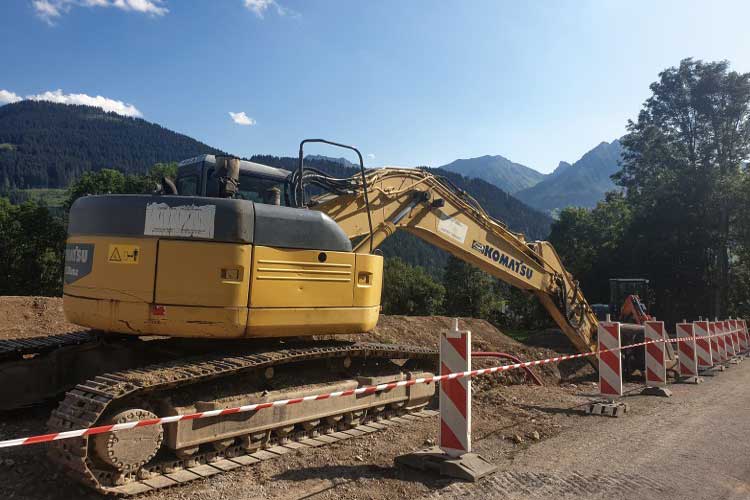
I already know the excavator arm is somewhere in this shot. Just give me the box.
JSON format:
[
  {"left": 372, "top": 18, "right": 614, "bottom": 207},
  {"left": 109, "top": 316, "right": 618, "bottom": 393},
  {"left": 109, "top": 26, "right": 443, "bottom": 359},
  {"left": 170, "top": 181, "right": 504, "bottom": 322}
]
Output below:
[{"left": 307, "top": 167, "right": 600, "bottom": 355}]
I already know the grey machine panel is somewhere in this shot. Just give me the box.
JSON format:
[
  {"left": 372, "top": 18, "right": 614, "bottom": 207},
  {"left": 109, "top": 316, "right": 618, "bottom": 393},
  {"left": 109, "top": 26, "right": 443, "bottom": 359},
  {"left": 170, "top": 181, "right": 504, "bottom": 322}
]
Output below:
[
  {"left": 67, "top": 195, "right": 255, "bottom": 243},
  {"left": 68, "top": 194, "right": 352, "bottom": 252},
  {"left": 254, "top": 203, "right": 352, "bottom": 252}
]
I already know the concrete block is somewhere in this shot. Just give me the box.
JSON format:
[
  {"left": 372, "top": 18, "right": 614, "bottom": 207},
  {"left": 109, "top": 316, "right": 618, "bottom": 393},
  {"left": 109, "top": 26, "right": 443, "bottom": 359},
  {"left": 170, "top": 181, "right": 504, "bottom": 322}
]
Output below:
[{"left": 395, "top": 446, "right": 497, "bottom": 482}]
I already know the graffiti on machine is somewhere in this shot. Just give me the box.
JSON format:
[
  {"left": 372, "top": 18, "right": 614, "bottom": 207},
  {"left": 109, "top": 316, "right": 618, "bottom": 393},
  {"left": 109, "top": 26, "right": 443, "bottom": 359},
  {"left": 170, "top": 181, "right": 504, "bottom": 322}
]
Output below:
[{"left": 471, "top": 240, "right": 534, "bottom": 279}]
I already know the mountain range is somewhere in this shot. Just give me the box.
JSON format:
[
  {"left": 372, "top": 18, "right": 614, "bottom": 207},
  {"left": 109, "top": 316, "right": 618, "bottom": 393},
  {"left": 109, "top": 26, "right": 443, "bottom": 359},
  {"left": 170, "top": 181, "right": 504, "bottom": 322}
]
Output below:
[
  {"left": 438, "top": 140, "right": 624, "bottom": 213},
  {"left": 0, "top": 99, "right": 621, "bottom": 220}
]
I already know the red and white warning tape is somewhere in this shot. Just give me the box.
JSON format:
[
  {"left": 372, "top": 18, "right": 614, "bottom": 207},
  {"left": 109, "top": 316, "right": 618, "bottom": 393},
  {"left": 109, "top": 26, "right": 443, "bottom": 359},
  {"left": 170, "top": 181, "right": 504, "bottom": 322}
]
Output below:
[{"left": 0, "top": 327, "right": 741, "bottom": 450}]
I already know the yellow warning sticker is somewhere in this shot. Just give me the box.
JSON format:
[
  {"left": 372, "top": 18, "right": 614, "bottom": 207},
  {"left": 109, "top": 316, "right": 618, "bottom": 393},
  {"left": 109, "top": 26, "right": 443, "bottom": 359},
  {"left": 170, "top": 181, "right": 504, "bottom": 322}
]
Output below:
[{"left": 108, "top": 244, "right": 140, "bottom": 265}]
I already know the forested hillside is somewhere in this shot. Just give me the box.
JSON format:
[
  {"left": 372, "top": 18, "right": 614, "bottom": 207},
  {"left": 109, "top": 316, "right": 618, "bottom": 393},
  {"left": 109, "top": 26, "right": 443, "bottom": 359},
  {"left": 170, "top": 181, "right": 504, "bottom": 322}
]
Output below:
[{"left": 0, "top": 101, "right": 224, "bottom": 189}]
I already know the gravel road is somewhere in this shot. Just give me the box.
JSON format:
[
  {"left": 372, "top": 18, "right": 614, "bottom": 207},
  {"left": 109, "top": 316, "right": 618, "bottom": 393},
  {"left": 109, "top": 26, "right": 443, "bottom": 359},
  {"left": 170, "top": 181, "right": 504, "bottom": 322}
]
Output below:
[{"left": 436, "top": 362, "right": 750, "bottom": 500}]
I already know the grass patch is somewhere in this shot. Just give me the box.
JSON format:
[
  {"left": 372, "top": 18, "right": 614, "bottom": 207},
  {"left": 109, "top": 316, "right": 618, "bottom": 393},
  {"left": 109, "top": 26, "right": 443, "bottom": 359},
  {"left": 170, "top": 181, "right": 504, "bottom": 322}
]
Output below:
[
  {"left": 499, "top": 327, "right": 534, "bottom": 344},
  {"left": 0, "top": 143, "right": 16, "bottom": 151},
  {"left": 7, "top": 188, "right": 68, "bottom": 207}
]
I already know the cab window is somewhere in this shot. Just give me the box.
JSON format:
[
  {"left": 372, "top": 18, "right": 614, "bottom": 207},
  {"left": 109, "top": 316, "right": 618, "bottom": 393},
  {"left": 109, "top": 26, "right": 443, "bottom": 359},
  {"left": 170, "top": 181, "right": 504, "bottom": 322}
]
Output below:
[
  {"left": 176, "top": 175, "right": 199, "bottom": 196},
  {"left": 236, "top": 173, "right": 287, "bottom": 206}
]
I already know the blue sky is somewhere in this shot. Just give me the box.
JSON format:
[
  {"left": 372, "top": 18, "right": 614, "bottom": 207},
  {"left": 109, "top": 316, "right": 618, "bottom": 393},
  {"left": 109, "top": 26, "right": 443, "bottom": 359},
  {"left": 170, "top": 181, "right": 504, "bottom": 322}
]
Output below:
[{"left": 2, "top": 0, "right": 750, "bottom": 173}]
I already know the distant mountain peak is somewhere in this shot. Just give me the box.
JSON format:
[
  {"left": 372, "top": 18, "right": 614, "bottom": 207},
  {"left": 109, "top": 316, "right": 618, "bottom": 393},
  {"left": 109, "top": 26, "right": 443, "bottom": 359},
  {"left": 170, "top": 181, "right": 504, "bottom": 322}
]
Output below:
[
  {"left": 515, "top": 140, "right": 624, "bottom": 214},
  {"left": 438, "top": 155, "right": 544, "bottom": 194},
  {"left": 304, "top": 155, "right": 356, "bottom": 167}
]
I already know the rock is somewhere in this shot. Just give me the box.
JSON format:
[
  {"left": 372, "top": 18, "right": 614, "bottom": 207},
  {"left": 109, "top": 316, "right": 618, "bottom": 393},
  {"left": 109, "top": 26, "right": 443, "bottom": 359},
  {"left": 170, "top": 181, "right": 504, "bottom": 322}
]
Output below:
[
  {"left": 513, "top": 434, "right": 524, "bottom": 444},
  {"left": 530, "top": 431, "right": 541, "bottom": 441},
  {"left": 355, "top": 455, "right": 364, "bottom": 462},
  {"left": 424, "top": 438, "right": 435, "bottom": 446}
]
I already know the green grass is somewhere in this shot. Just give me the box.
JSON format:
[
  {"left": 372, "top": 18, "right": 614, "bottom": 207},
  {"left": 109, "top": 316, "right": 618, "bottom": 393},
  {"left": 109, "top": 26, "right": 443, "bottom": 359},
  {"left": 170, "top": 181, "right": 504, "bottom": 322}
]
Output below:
[
  {"left": 499, "top": 328, "right": 534, "bottom": 344},
  {"left": 13, "top": 188, "right": 69, "bottom": 207},
  {"left": 0, "top": 143, "right": 16, "bottom": 151}
]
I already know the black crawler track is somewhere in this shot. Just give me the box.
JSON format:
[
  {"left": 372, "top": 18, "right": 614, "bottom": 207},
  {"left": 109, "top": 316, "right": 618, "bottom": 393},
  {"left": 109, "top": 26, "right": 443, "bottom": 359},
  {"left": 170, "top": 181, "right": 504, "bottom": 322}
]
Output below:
[
  {"left": 47, "top": 341, "right": 438, "bottom": 495},
  {"left": 0, "top": 331, "right": 98, "bottom": 362}
]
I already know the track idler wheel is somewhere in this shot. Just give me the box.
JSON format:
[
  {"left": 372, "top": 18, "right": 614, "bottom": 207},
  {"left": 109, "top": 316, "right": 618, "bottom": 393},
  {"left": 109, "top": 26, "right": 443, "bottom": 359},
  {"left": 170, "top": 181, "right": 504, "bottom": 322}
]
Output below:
[{"left": 92, "top": 409, "right": 163, "bottom": 473}]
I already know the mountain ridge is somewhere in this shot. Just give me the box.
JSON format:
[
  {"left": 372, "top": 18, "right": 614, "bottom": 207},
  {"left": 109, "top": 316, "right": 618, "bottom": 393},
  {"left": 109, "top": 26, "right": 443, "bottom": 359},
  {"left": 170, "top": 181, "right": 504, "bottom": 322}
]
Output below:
[
  {"left": 515, "top": 140, "right": 623, "bottom": 213},
  {"left": 439, "top": 154, "right": 545, "bottom": 194}
]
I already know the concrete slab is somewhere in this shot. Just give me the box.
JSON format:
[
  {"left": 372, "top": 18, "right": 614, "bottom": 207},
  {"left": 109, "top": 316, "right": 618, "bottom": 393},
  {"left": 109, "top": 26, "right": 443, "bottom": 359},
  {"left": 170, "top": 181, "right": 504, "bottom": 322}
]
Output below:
[
  {"left": 395, "top": 446, "right": 497, "bottom": 482},
  {"left": 585, "top": 401, "right": 629, "bottom": 417},
  {"left": 641, "top": 386, "right": 673, "bottom": 397}
]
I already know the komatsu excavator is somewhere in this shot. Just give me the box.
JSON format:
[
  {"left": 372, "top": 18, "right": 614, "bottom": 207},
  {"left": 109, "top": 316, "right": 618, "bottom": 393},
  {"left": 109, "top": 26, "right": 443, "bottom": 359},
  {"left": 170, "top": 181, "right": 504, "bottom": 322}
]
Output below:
[{"left": 1, "top": 140, "right": 633, "bottom": 494}]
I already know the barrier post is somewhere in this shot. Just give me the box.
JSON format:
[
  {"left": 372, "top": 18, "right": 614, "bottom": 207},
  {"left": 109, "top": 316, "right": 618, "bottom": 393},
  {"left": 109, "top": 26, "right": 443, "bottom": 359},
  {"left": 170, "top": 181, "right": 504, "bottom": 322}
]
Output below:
[
  {"left": 439, "top": 319, "right": 471, "bottom": 457},
  {"left": 641, "top": 320, "right": 672, "bottom": 396},
  {"left": 676, "top": 322, "right": 702, "bottom": 384},
  {"left": 710, "top": 321, "right": 727, "bottom": 371},
  {"left": 723, "top": 320, "right": 740, "bottom": 364},
  {"left": 740, "top": 319, "right": 750, "bottom": 355},
  {"left": 586, "top": 322, "right": 628, "bottom": 417},
  {"left": 395, "top": 319, "right": 497, "bottom": 481},
  {"left": 694, "top": 320, "right": 714, "bottom": 373},
  {"left": 730, "top": 319, "right": 744, "bottom": 360},
  {"left": 715, "top": 321, "right": 727, "bottom": 364},
  {"left": 732, "top": 320, "right": 743, "bottom": 361}
]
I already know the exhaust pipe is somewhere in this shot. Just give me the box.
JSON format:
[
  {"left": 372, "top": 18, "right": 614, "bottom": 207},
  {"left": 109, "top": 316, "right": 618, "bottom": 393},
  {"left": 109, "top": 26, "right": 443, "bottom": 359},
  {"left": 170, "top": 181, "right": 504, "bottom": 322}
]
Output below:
[{"left": 215, "top": 156, "right": 240, "bottom": 198}]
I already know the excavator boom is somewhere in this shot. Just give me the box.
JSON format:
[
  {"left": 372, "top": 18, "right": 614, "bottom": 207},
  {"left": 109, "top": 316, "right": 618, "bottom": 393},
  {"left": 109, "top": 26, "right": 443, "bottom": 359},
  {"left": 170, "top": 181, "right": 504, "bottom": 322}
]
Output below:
[{"left": 307, "top": 167, "right": 600, "bottom": 355}]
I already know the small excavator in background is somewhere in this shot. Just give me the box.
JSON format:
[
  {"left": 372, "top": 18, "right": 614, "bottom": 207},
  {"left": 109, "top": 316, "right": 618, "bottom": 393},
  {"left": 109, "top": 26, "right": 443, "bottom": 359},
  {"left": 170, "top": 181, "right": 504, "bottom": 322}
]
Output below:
[{"left": 610, "top": 278, "right": 653, "bottom": 324}]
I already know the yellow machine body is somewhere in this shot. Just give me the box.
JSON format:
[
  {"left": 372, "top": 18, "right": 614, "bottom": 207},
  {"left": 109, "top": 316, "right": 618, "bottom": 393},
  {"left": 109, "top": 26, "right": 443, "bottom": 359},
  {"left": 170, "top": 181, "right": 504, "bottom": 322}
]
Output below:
[{"left": 64, "top": 235, "right": 382, "bottom": 339}]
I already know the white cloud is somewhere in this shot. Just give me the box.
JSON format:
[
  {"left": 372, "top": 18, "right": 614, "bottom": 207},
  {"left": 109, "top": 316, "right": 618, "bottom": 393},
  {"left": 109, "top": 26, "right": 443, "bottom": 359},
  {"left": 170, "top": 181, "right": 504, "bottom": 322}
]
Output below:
[
  {"left": 0, "top": 90, "right": 22, "bottom": 105},
  {"left": 367, "top": 153, "right": 376, "bottom": 160},
  {"left": 33, "top": 0, "right": 167, "bottom": 24},
  {"left": 19, "top": 89, "right": 143, "bottom": 117},
  {"left": 244, "top": 0, "right": 288, "bottom": 18},
  {"left": 228, "top": 111, "right": 256, "bottom": 126}
]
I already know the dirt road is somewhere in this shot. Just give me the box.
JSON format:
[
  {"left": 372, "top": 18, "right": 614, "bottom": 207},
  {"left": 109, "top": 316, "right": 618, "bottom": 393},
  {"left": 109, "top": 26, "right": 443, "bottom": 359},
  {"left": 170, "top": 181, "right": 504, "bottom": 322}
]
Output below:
[{"left": 437, "top": 363, "right": 750, "bottom": 500}]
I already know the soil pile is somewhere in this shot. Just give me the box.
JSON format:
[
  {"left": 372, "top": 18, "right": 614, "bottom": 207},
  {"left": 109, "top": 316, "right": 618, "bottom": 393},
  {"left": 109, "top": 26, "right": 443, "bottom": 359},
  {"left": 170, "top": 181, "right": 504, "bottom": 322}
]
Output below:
[{"left": 0, "top": 296, "right": 80, "bottom": 339}]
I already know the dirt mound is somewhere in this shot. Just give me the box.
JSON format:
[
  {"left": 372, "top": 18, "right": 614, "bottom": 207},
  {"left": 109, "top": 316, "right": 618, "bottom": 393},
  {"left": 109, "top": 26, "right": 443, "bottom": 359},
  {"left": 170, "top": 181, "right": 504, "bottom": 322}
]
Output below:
[
  {"left": 353, "top": 316, "right": 590, "bottom": 385},
  {"left": 0, "top": 296, "right": 81, "bottom": 339}
]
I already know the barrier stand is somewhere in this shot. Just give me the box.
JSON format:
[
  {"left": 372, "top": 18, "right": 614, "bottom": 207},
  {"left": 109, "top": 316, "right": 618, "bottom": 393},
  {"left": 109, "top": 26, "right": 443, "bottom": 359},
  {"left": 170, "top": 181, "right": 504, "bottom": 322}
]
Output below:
[
  {"left": 641, "top": 320, "right": 672, "bottom": 396},
  {"left": 675, "top": 322, "right": 703, "bottom": 384},
  {"left": 586, "top": 322, "right": 628, "bottom": 417},
  {"left": 395, "top": 319, "right": 497, "bottom": 481},
  {"left": 694, "top": 320, "right": 715, "bottom": 376}
]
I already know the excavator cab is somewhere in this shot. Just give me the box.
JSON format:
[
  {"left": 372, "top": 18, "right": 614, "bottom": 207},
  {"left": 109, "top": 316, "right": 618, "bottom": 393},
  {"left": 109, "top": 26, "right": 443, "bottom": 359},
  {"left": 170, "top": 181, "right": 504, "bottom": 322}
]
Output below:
[{"left": 175, "top": 154, "right": 292, "bottom": 205}]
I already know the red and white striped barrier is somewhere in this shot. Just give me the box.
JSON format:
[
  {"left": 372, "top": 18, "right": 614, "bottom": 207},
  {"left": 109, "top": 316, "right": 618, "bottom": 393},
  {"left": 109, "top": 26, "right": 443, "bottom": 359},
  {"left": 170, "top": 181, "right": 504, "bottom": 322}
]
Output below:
[
  {"left": 0, "top": 322, "right": 737, "bottom": 450},
  {"left": 713, "top": 322, "right": 726, "bottom": 363},
  {"left": 439, "top": 319, "right": 471, "bottom": 457},
  {"left": 598, "top": 322, "right": 622, "bottom": 399},
  {"left": 741, "top": 320, "right": 749, "bottom": 352},
  {"left": 733, "top": 320, "right": 742, "bottom": 352},
  {"left": 693, "top": 320, "right": 713, "bottom": 370},
  {"left": 644, "top": 321, "right": 667, "bottom": 387},
  {"left": 676, "top": 322, "right": 699, "bottom": 379},
  {"left": 724, "top": 320, "right": 737, "bottom": 358}
]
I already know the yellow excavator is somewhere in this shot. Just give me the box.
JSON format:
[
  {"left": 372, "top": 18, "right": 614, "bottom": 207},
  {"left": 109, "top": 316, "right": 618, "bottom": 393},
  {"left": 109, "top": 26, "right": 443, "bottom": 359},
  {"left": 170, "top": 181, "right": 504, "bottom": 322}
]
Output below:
[{"left": 3, "top": 140, "right": 612, "bottom": 494}]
